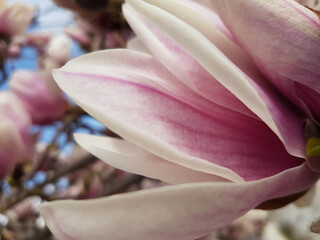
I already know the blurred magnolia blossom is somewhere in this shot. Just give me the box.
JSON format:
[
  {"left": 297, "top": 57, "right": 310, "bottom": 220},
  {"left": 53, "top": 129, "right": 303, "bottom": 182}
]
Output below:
[
  {"left": 52, "top": 0, "right": 125, "bottom": 31},
  {"left": 25, "top": 32, "right": 52, "bottom": 54},
  {"left": 0, "top": 0, "right": 33, "bottom": 76},
  {"left": 64, "top": 25, "right": 88, "bottom": 42},
  {"left": 8, "top": 32, "right": 73, "bottom": 125},
  {"left": 39, "top": 0, "right": 320, "bottom": 239},
  {"left": 0, "top": 0, "right": 33, "bottom": 38},
  {"left": 0, "top": 92, "right": 32, "bottom": 178},
  {"left": 5, "top": 32, "right": 51, "bottom": 59},
  {"left": 36, "top": 33, "right": 73, "bottom": 71},
  {"left": 55, "top": 0, "right": 132, "bottom": 51},
  {"left": 65, "top": 17, "right": 131, "bottom": 51},
  {"left": 5, "top": 35, "right": 25, "bottom": 58},
  {"left": 64, "top": 26, "right": 90, "bottom": 49},
  {"left": 46, "top": 34, "right": 72, "bottom": 66},
  {"left": 7, "top": 41, "right": 20, "bottom": 57},
  {"left": 9, "top": 70, "right": 68, "bottom": 125},
  {"left": 8, "top": 31, "right": 72, "bottom": 69}
]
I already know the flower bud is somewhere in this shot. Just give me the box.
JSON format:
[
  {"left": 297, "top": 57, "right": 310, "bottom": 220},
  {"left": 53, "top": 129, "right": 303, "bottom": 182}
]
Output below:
[
  {"left": 46, "top": 34, "right": 72, "bottom": 66},
  {"left": 0, "top": 92, "right": 32, "bottom": 178},
  {"left": 10, "top": 70, "right": 68, "bottom": 125},
  {"left": 0, "top": 1, "right": 33, "bottom": 37},
  {"left": 26, "top": 32, "right": 52, "bottom": 53},
  {"left": 64, "top": 27, "right": 90, "bottom": 48}
]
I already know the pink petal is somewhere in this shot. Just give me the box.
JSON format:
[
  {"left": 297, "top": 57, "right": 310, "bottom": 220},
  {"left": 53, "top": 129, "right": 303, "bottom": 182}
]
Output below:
[
  {"left": 210, "top": 0, "right": 320, "bottom": 106},
  {"left": 0, "top": 2, "right": 33, "bottom": 36},
  {"left": 0, "top": 116, "right": 25, "bottom": 178},
  {"left": 47, "top": 35, "right": 72, "bottom": 65},
  {"left": 126, "top": 37, "right": 151, "bottom": 54},
  {"left": 169, "top": 0, "right": 235, "bottom": 42},
  {"left": 295, "top": 82, "right": 320, "bottom": 121},
  {"left": 123, "top": 3, "right": 256, "bottom": 120},
  {"left": 125, "top": 0, "right": 307, "bottom": 158},
  {"left": 0, "top": 92, "right": 32, "bottom": 155},
  {"left": 40, "top": 163, "right": 320, "bottom": 240},
  {"left": 10, "top": 70, "right": 68, "bottom": 124},
  {"left": 74, "top": 133, "right": 233, "bottom": 184},
  {"left": 54, "top": 50, "right": 303, "bottom": 181}
]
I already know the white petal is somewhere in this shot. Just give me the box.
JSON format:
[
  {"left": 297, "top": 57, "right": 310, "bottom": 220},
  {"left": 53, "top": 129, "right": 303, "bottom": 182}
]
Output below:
[
  {"left": 40, "top": 163, "right": 320, "bottom": 240},
  {"left": 74, "top": 133, "right": 233, "bottom": 184}
]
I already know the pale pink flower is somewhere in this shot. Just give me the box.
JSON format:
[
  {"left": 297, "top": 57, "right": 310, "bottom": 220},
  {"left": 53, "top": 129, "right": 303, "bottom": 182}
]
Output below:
[
  {"left": 26, "top": 32, "right": 52, "bottom": 54},
  {"left": 10, "top": 70, "right": 68, "bottom": 125},
  {"left": 7, "top": 35, "right": 27, "bottom": 58},
  {"left": 67, "top": 14, "right": 131, "bottom": 51},
  {"left": 46, "top": 35, "right": 72, "bottom": 66},
  {"left": 0, "top": 92, "right": 32, "bottom": 178},
  {"left": 7, "top": 42, "right": 20, "bottom": 58},
  {"left": 0, "top": 0, "right": 33, "bottom": 37},
  {"left": 64, "top": 27, "right": 90, "bottom": 48},
  {"left": 40, "top": 0, "right": 320, "bottom": 239}
]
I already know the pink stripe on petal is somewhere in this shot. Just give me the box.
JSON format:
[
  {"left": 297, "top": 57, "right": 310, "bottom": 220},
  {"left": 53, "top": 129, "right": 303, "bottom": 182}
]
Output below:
[
  {"left": 126, "top": 0, "right": 307, "bottom": 158},
  {"left": 54, "top": 61, "right": 303, "bottom": 181},
  {"left": 74, "top": 134, "right": 232, "bottom": 184},
  {"left": 123, "top": 4, "right": 256, "bottom": 119},
  {"left": 40, "top": 163, "right": 320, "bottom": 240},
  {"left": 59, "top": 49, "right": 248, "bottom": 123},
  {"left": 211, "top": 0, "right": 320, "bottom": 96}
]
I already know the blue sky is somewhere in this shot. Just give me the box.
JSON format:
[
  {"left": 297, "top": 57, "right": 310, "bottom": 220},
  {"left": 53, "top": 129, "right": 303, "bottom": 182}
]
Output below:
[
  {"left": 4, "top": 0, "right": 94, "bottom": 151},
  {"left": 8, "top": 0, "right": 81, "bottom": 73},
  {"left": 9, "top": 0, "right": 74, "bottom": 31}
]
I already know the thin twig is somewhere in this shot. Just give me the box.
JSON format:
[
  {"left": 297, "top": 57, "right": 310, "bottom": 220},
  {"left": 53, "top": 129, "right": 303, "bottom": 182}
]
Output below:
[
  {"left": 0, "top": 154, "right": 97, "bottom": 212},
  {"left": 44, "top": 154, "right": 97, "bottom": 185},
  {"left": 24, "top": 107, "right": 86, "bottom": 181}
]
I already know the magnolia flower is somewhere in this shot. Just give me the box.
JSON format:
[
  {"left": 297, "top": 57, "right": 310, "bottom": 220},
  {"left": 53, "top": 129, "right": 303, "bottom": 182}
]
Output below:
[
  {"left": 40, "top": 0, "right": 320, "bottom": 239},
  {"left": 55, "top": 0, "right": 131, "bottom": 51},
  {"left": 64, "top": 27, "right": 90, "bottom": 48},
  {"left": 26, "top": 32, "right": 52, "bottom": 53},
  {"left": 7, "top": 35, "right": 27, "bottom": 58},
  {"left": 53, "top": 0, "right": 126, "bottom": 32},
  {"left": 10, "top": 70, "right": 68, "bottom": 125},
  {"left": 0, "top": 0, "right": 33, "bottom": 38},
  {"left": 0, "top": 92, "right": 32, "bottom": 178},
  {"left": 46, "top": 35, "right": 72, "bottom": 66}
]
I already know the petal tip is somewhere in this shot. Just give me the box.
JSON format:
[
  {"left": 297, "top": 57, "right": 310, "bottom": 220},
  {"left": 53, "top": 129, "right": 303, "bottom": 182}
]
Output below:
[
  {"left": 39, "top": 202, "right": 76, "bottom": 240},
  {"left": 38, "top": 203, "right": 58, "bottom": 238},
  {"left": 73, "top": 133, "right": 93, "bottom": 148}
]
